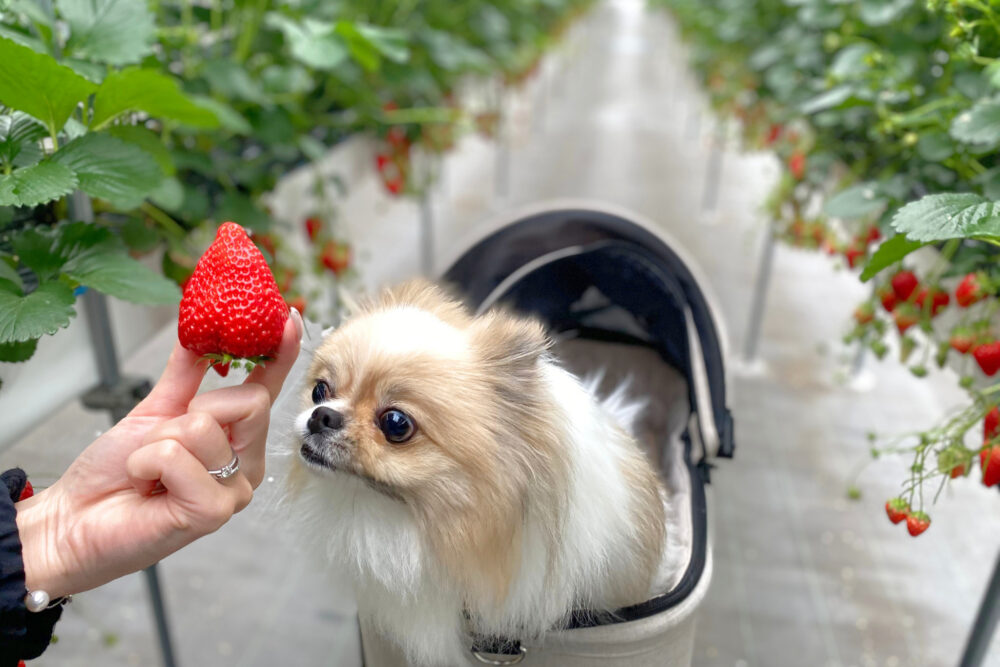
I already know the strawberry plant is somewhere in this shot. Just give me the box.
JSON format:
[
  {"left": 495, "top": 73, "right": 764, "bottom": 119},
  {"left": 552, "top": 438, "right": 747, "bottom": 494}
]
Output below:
[
  {"left": 658, "top": 0, "right": 1000, "bottom": 531},
  {"left": 0, "top": 0, "right": 591, "bottom": 385}
]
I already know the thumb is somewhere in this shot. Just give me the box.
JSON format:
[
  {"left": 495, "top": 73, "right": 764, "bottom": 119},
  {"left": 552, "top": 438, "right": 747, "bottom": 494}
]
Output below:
[{"left": 132, "top": 340, "right": 208, "bottom": 418}]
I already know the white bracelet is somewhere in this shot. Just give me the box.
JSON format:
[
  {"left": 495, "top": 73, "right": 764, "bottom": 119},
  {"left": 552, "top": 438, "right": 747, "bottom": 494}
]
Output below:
[{"left": 24, "top": 589, "right": 72, "bottom": 613}]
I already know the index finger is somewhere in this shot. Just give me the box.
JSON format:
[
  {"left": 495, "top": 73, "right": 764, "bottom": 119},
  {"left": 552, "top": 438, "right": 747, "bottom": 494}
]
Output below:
[
  {"left": 245, "top": 308, "right": 303, "bottom": 403},
  {"left": 131, "top": 341, "right": 208, "bottom": 418}
]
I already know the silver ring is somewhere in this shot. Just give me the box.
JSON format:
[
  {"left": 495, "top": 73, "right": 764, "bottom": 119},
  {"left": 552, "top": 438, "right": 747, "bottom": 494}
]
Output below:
[{"left": 207, "top": 452, "right": 240, "bottom": 480}]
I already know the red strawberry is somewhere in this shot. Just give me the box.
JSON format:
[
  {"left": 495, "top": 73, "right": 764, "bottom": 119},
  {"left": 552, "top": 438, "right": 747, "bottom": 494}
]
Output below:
[
  {"left": 915, "top": 287, "right": 949, "bottom": 317},
  {"left": 788, "top": 151, "right": 806, "bottom": 180},
  {"left": 893, "top": 304, "right": 919, "bottom": 334},
  {"left": 386, "top": 125, "right": 409, "bottom": 151},
  {"left": 18, "top": 479, "right": 33, "bottom": 501},
  {"left": 950, "top": 462, "right": 967, "bottom": 479},
  {"left": 321, "top": 240, "right": 352, "bottom": 276},
  {"left": 981, "top": 445, "right": 1000, "bottom": 487},
  {"left": 950, "top": 327, "right": 975, "bottom": 354},
  {"left": 885, "top": 498, "right": 909, "bottom": 524},
  {"left": 974, "top": 342, "right": 1000, "bottom": 376},
  {"left": 864, "top": 226, "right": 882, "bottom": 244},
  {"left": 843, "top": 244, "right": 864, "bottom": 269},
  {"left": 765, "top": 123, "right": 782, "bottom": 146},
  {"left": 878, "top": 284, "right": 897, "bottom": 312},
  {"left": 213, "top": 361, "right": 231, "bottom": 377},
  {"left": 891, "top": 270, "right": 919, "bottom": 301},
  {"left": 178, "top": 222, "right": 289, "bottom": 371},
  {"left": 906, "top": 511, "right": 930, "bottom": 537},
  {"left": 854, "top": 303, "right": 874, "bottom": 325},
  {"left": 305, "top": 217, "right": 323, "bottom": 242},
  {"left": 956, "top": 272, "right": 988, "bottom": 307},
  {"left": 984, "top": 406, "right": 1000, "bottom": 442}
]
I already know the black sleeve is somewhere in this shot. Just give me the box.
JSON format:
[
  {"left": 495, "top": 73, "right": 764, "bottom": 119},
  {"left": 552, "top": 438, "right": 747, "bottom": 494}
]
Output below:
[{"left": 0, "top": 468, "right": 63, "bottom": 666}]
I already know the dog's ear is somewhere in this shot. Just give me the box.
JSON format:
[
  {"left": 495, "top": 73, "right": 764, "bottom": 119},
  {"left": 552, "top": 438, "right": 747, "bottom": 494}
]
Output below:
[{"left": 469, "top": 310, "right": 551, "bottom": 372}]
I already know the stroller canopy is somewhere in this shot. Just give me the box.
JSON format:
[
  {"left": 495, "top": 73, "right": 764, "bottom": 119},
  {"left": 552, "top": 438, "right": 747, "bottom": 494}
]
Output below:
[{"left": 444, "top": 203, "right": 734, "bottom": 461}]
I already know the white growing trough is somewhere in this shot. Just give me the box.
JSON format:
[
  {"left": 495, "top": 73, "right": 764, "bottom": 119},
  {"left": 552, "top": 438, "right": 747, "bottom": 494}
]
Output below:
[{"left": 360, "top": 202, "right": 735, "bottom": 666}]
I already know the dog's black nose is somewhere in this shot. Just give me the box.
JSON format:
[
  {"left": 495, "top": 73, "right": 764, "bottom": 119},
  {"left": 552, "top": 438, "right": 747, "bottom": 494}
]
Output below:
[{"left": 308, "top": 406, "right": 344, "bottom": 434}]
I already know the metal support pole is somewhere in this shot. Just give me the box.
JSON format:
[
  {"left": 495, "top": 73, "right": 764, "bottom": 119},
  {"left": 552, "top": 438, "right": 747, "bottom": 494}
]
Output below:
[
  {"left": 419, "top": 188, "right": 434, "bottom": 276},
  {"left": 958, "top": 549, "right": 1000, "bottom": 667},
  {"left": 701, "top": 127, "right": 725, "bottom": 212},
  {"left": 742, "top": 221, "right": 777, "bottom": 362},
  {"left": 494, "top": 107, "right": 510, "bottom": 200},
  {"left": 70, "top": 191, "right": 179, "bottom": 667}
]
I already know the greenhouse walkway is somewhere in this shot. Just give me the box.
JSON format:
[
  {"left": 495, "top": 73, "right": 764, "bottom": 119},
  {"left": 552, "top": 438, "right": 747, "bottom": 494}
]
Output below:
[{"left": 4, "top": 1, "right": 1000, "bottom": 666}]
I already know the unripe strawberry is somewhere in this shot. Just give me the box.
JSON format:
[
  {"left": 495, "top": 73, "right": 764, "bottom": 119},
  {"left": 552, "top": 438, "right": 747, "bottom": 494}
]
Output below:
[
  {"left": 949, "top": 327, "right": 975, "bottom": 354},
  {"left": 178, "top": 223, "right": 289, "bottom": 370}
]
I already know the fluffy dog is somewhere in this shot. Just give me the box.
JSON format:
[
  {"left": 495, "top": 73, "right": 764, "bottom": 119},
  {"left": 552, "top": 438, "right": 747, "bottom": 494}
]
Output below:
[{"left": 283, "top": 281, "right": 674, "bottom": 664}]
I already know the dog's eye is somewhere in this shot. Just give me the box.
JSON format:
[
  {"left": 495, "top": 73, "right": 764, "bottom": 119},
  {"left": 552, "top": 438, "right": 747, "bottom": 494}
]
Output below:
[
  {"left": 312, "top": 380, "right": 331, "bottom": 404},
  {"left": 378, "top": 409, "right": 416, "bottom": 444}
]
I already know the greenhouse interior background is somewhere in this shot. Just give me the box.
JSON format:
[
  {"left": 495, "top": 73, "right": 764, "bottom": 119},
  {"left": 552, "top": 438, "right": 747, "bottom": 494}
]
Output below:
[{"left": 2, "top": 0, "right": 1000, "bottom": 665}]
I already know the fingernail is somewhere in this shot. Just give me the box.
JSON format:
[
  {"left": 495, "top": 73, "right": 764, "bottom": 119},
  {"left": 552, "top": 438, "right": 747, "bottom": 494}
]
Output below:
[{"left": 290, "top": 307, "right": 304, "bottom": 341}]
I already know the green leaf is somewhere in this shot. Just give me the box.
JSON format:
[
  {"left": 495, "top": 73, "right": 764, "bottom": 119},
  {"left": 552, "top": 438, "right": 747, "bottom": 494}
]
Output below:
[
  {"left": 986, "top": 61, "right": 1000, "bottom": 89},
  {"left": 860, "top": 234, "right": 926, "bottom": 281},
  {"left": 51, "top": 133, "right": 162, "bottom": 209},
  {"left": 92, "top": 68, "right": 219, "bottom": 129},
  {"left": 215, "top": 191, "right": 271, "bottom": 233},
  {"left": 0, "top": 281, "right": 75, "bottom": 343},
  {"left": 916, "top": 131, "right": 954, "bottom": 162},
  {"left": 201, "top": 61, "right": 269, "bottom": 104},
  {"left": 891, "top": 193, "right": 1000, "bottom": 242},
  {"left": 950, "top": 99, "right": 1000, "bottom": 148},
  {"left": 0, "top": 161, "right": 78, "bottom": 208},
  {"left": 57, "top": 0, "right": 155, "bottom": 65},
  {"left": 829, "top": 44, "right": 872, "bottom": 80},
  {"left": 0, "top": 37, "right": 97, "bottom": 137},
  {"left": 265, "top": 14, "right": 349, "bottom": 71},
  {"left": 823, "top": 183, "right": 887, "bottom": 220},
  {"left": 0, "top": 256, "right": 23, "bottom": 294},
  {"left": 0, "top": 111, "right": 46, "bottom": 167},
  {"left": 355, "top": 24, "right": 409, "bottom": 64},
  {"left": 0, "top": 338, "right": 38, "bottom": 363},
  {"left": 857, "top": 0, "right": 913, "bottom": 27},
  {"left": 106, "top": 125, "right": 174, "bottom": 176},
  {"left": 62, "top": 244, "right": 180, "bottom": 305},
  {"left": 800, "top": 86, "right": 854, "bottom": 115},
  {"left": 185, "top": 96, "right": 251, "bottom": 135}
]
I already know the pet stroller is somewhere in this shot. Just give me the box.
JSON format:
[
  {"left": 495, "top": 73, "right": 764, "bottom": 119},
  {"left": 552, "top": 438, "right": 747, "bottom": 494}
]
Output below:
[{"left": 361, "top": 202, "right": 734, "bottom": 667}]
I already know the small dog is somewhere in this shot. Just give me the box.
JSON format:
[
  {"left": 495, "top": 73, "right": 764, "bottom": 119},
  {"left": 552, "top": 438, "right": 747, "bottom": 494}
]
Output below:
[{"left": 283, "top": 281, "right": 674, "bottom": 665}]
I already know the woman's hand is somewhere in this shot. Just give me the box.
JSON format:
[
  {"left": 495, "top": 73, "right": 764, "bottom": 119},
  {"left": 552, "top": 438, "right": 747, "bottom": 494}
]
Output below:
[{"left": 15, "top": 311, "right": 302, "bottom": 598}]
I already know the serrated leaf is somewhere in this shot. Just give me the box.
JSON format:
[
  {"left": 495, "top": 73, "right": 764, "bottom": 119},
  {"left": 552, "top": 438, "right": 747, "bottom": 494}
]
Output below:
[
  {"left": 0, "top": 161, "right": 78, "bottom": 208},
  {"left": 0, "top": 338, "right": 38, "bottom": 362},
  {"left": 0, "top": 281, "right": 75, "bottom": 343},
  {"left": 58, "top": 0, "right": 155, "bottom": 65},
  {"left": 92, "top": 68, "right": 219, "bottom": 129},
  {"left": 950, "top": 99, "right": 1000, "bottom": 147},
  {"left": 62, "top": 245, "right": 180, "bottom": 305},
  {"left": 0, "top": 111, "right": 46, "bottom": 167},
  {"left": 823, "top": 183, "right": 887, "bottom": 220},
  {"left": 891, "top": 193, "right": 1000, "bottom": 241},
  {"left": 0, "top": 37, "right": 97, "bottom": 137},
  {"left": 51, "top": 133, "right": 162, "bottom": 209},
  {"left": 860, "top": 234, "right": 926, "bottom": 281},
  {"left": 266, "top": 14, "right": 349, "bottom": 71}
]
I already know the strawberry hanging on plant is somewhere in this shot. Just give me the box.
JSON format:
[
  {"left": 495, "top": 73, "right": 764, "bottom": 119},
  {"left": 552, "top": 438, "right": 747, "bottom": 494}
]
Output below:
[
  {"left": 885, "top": 498, "right": 909, "bottom": 524},
  {"left": 956, "top": 272, "right": 989, "bottom": 307},
  {"left": 320, "top": 240, "right": 352, "bottom": 277},
  {"left": 891, "top": 270, "right": 919, "bottom": 302},
  {"left": 915, "top": 286, "right": 949, "bottom": 317},
  {"left": 787, "top": 151, "right": 806, "bottom": 180},
  {"left": 949, "top": 326, "right": 975, "bottom": 355},
  {"left": 973, "top": 341, "right": 1000, "bottom": 376},
  {"left": 178, "top": 222, "right": 289, "bottom": 377}
]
